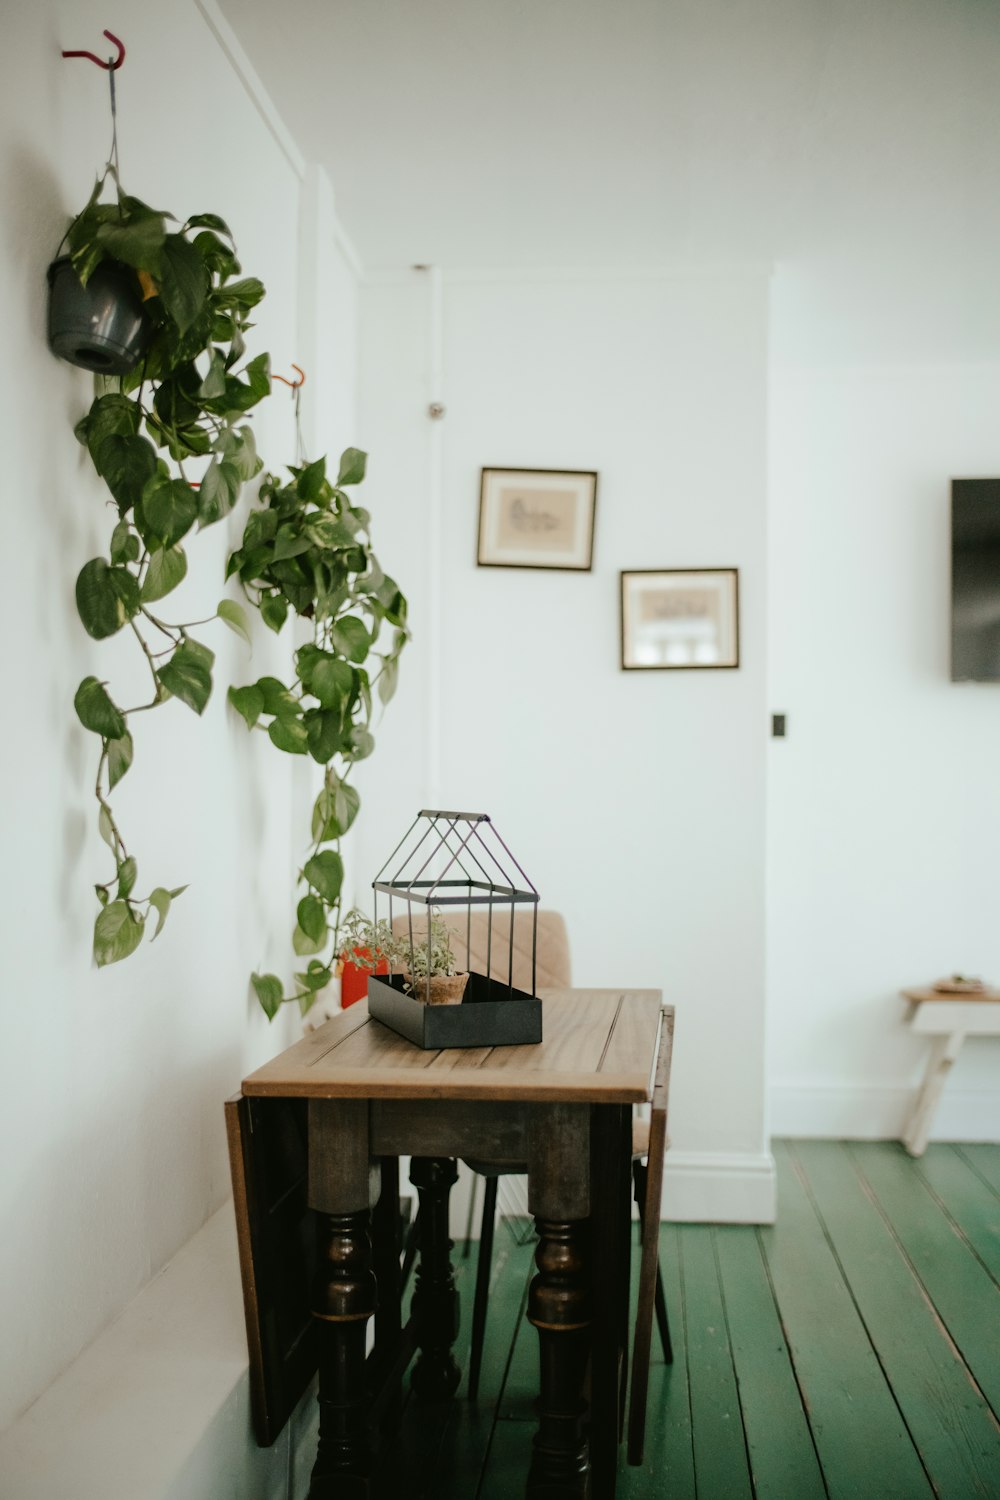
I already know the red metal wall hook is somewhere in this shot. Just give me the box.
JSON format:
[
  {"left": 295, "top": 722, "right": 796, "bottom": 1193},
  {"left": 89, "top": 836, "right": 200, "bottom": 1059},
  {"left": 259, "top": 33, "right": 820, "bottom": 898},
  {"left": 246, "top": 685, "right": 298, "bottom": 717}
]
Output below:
[
  {"left": 62, "top": 30, "right": 126, "bottom": 70},
  {"left": 272, "top": 364, "right": 306, "bottom": 389}
]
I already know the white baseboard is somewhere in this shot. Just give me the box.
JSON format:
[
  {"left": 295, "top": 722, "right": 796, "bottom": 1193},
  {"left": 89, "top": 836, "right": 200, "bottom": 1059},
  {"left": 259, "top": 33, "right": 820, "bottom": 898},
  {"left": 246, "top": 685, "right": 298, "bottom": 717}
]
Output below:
[
  {"left": 662, "top": 1150, "right": 777, "bottom": 1224},
  {"left": 769, "top": 1084, "right": 1000, "bottom": 1142},
  {"left": 457, "top": 1154, "right": 778, "bottom": 1229},
  {"left": 0, "top": 1204, "right": 315, "bottom": 1500}
]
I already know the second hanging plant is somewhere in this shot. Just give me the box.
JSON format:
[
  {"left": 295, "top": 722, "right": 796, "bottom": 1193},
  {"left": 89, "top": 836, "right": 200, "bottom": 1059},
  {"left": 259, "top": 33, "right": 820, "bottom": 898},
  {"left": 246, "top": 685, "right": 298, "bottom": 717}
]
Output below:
[{"left": 226, "top": 448, "right": 409, "bottom": 1019}]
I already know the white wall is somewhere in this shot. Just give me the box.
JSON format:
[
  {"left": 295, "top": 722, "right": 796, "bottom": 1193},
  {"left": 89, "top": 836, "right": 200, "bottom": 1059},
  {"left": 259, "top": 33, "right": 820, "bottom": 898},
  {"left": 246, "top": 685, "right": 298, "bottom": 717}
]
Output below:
[
  {"left": 356, "top": 266, "right": 775, "bottom": 1220},
  {"left": 350, "top": 274, "right": 440, "bottom": 897},
  {"left": 0, "top": 0, "right": 357, "bottom": 1432},
  {"left": 356, "top": 254, "right": 1000, "bottom": 1194},
  {"left": 4, "top": 7, "right": 997, "bottom": 1449},
  {"left": 767, "top": 262, "right": 1000, "bottom": 1139}
]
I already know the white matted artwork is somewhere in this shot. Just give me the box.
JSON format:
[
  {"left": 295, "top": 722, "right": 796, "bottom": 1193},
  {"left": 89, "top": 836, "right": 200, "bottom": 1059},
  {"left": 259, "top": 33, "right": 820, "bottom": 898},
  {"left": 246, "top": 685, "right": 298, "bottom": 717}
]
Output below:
[
  {"left": 478, "top": 467, "right": 597, "bottom": 570},
  {"left": 620, "top": 569, "right": 740, "bottom": 670}
]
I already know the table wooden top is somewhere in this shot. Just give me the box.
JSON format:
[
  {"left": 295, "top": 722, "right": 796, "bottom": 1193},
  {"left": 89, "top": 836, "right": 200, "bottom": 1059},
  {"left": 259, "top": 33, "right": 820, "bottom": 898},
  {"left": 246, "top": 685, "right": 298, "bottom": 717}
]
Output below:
[
  {"left": 902, "top": 986, "right": 1000, "bottom": 1005},
  {"left": 243, "top": 988, "right": 665, "bottom": 1103}
]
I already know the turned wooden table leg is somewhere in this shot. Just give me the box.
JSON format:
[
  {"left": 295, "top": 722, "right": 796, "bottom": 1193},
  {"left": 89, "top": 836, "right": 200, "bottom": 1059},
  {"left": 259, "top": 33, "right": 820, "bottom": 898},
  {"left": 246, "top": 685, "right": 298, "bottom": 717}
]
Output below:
[
  {"left": 591, "top": 1104, "right": 631, "bottom": 1480},
  {"left": 528, "top": 1104, "right": 592, "bottom": 1499},
  {"left": 528, "top": 1218, "right": 591, "bottom": 1497},
  {"left": 409, "top": 1155, "right": 461, "bottom": 1400},
  {"left": 372, "top": 1156, "right": 403, "bottom": 1432},
  {"left": 308, "top": 1100, "right": 377, "bottom": 1500}
]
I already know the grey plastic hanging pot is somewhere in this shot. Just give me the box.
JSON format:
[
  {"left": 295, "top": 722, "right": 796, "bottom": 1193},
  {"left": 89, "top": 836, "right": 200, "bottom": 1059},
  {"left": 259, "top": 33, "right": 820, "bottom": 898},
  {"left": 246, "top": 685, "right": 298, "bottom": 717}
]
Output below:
[{"left": 47, "top": 256, "right": 152, "bottom": 375}]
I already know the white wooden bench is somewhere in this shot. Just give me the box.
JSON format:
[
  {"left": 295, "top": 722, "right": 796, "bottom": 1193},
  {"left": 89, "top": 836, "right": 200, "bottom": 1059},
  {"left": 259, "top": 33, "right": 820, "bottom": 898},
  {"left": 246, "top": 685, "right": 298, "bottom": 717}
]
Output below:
[{"left": 900, "top": 986, "right": 1000, "bottom": 1156}]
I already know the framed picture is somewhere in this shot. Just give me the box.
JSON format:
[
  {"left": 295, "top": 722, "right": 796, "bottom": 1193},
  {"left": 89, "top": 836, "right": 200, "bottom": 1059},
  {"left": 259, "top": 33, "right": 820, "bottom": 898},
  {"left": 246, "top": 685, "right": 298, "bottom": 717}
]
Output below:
[
  {"left": 620, "top": 568, "right": 740, "bottom": 670},
  {"left": 478, "top": 467, "right": 598, "bottom": 571}
]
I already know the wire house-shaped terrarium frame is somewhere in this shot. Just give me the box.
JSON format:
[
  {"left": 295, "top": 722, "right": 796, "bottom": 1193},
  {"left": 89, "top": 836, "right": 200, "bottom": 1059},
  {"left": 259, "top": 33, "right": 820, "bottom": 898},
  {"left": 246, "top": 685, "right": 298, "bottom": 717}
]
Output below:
[{"left": 367, "top": 809, "right": 543, "bottom": 1049}]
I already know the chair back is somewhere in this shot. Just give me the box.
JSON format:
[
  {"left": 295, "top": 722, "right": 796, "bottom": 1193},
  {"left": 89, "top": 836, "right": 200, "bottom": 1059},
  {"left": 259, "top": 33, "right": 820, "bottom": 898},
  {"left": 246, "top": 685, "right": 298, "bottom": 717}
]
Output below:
[{"left": 390, "top": 909, "right": 571, "bottom": 991}]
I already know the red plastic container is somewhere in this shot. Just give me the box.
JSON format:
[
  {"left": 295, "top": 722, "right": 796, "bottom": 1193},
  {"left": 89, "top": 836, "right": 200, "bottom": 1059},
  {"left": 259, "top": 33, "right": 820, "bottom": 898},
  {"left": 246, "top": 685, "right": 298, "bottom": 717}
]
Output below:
[{"left": 340, "top": 947, "right": 389, "bottom": 1008}]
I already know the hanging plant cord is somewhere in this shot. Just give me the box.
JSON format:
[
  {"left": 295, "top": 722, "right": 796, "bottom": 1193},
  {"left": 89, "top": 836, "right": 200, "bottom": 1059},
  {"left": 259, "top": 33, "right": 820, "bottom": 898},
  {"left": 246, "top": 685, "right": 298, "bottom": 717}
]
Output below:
[
  {"left": 107, "top": 55, "right": 121, "bottom": 182},
  {"left": 272, "top": 365, "right": 309, "bottom": 466}
]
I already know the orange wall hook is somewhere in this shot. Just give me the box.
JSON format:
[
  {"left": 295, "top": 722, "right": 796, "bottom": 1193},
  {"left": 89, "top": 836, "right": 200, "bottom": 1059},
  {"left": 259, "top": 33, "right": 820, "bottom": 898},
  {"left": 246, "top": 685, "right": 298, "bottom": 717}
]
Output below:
[
  {"left": 272, "top": 363, "right": 306, "bottom": 389},
  {"left": 62, "top": 30, "right": 126, "bottom": 70}
]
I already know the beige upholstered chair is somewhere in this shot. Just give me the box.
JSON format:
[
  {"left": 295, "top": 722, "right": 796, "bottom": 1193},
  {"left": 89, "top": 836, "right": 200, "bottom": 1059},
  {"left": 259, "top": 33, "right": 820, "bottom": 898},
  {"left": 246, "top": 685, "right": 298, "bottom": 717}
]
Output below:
[
  {"left": 393, "top": 908, "right": 672, "bottom": 1399},
  {"left": 390, "top": 907, "right": 571, "bottom": 992}
]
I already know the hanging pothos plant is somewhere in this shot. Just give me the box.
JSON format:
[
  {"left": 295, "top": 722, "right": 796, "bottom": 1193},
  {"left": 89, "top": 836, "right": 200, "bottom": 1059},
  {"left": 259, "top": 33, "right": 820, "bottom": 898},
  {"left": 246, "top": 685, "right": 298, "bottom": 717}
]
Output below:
[
  {"left": 63, "top": 166, "right": 269, "bottom": 965},
  {"left": 225, "top": 448, "right": 409, "bottom": 1019}
]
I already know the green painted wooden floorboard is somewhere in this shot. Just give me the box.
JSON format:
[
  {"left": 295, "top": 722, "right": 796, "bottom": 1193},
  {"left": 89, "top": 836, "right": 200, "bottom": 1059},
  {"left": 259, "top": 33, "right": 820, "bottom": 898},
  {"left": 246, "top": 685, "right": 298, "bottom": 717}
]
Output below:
[
  {"left": 428, "top": 1233, "right": 536, "bottom": 1500},
  {"left": 681, "top": 1223, "right": 754, "bottom": 1500},
  {"left": 372, "top": 1257, "right": 476, "bottom": 1499},
  {"left": 849, "top": 1142, "right": 1000, "bottom": 1416},
  {"left": 714, "top": 1223, "right": 826, "bottom": 1499},
  {"left": 959, "top": 1144, "right": 1000, "bottom": 1201},
  {"left": 764, "top": 1142, "right": 934, "bottom": 1499},
  {"left": 914, "top": 1144, "right": 1000, "bottom": 1286},
  {"left": 475, "top": 1418, "right": 537, "bottom": 1500},
  {"left": 917, "top": 1140, "right": 1000, "bottom": 1284},
  {"left": 495, "top": 1238, "right": 541, "bottom": 1423},
  {"left": 316, "top": 1145, "right": 1000, "bottom": 1499},
  {"left": 617, "top": 1225, "right": 696, "bottom": 1500},
  {"left": 793, "top": 1140, "right": 1000, "bottom": 1499}
]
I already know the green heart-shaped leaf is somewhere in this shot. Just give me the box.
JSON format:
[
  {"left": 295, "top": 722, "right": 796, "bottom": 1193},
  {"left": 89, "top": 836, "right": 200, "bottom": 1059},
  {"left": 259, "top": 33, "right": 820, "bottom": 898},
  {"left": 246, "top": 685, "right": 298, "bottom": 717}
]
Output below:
[
  {"left": 252, "top": 972, "right": 284, "bottom": 1021},
  {"left": 297, "top": 895, "right": 328, "bottom": 944},
  {"left": 140, "top": 474, "right": 198, "bottom": 549},
  {"left": 148, "top": 887, "right": 174, "bottom": 940},
  {"left": 107, "top": 731, "right": 134, "bottom": 790},
  {"left": 227, "top": 684, "right": 264, "bottom": 729},
  {"left": 117, "top": 856, "right": 137, "bottom": 900},
  {"left": 336, "top": 447, "right": 367, "bottom": 487},
  {"left": 76, "top": 559, "right": 127, "bottom": 639},
  {"left": 74, "top": 677, "right": 126, "bottom": 739},
  {"left": 217, "top": 598, "right": 251, "bottom": 647},
  {"left": 303, "top": 849, "right": 344, "bottom": 903},
  {"left": 268, "top": 717, "right": 309, "bottom": 754},
  {"left": 260, "top": 594, "right": 289, "bottom": 633},
  {"left": 140, "top": 546, "right": 187, "bottom": 603},
  {"left": 159, "top": 233, "right": 209, "bottom": 333},
  {"left": 157, "top": 639, "right": 214, "bottom": 715},
  {"left": 94, "top": 900, "right": 145, "bottom": 967}
]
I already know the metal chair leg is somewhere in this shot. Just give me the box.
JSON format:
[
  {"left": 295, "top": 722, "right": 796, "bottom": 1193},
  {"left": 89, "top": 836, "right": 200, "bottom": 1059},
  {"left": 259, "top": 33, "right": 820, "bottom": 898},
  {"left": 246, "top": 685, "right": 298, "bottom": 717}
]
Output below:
[
  {"left": 468, "top": 1176, "right": 498, "bottom": 1400},
  {"left": 401, "top": 1207, "right": 420, "bottom": 1291},
  {"left": 462, "top": 1169, "right": 478, "bottom": 1259},
  {"left": 632, "top": 1159, "right": 673, "bottom": 1365},
  {"left": 653, "top": 1254, "right": 673, "bottom": 1366}
]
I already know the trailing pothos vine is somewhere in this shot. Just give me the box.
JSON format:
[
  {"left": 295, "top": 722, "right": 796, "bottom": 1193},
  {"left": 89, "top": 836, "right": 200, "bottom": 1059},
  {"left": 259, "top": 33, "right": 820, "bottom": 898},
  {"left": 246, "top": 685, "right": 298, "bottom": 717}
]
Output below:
[
  {"left": 61, "top": 169, "right": 409, "bottom": 996},
  {"left": 225, "top": 450, "right": 409, "bottom": 1019},
  {"left": 66, "top": 167, "right": 268, "bottom": 965}
]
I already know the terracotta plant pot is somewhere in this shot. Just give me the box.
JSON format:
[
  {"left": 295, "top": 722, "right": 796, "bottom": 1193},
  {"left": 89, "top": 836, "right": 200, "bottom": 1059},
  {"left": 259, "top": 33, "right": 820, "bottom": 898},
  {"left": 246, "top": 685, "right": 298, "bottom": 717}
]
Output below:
[{"left": 407, "top": 972, "right": 469, "bottom": 1006}]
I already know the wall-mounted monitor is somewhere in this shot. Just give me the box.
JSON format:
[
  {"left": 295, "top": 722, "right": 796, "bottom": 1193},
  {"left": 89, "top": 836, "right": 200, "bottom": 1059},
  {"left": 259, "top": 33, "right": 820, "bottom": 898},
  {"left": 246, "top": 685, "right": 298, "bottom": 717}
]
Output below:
[{"left": 951, "top": 479, "right": 1000, "bottom": 683}]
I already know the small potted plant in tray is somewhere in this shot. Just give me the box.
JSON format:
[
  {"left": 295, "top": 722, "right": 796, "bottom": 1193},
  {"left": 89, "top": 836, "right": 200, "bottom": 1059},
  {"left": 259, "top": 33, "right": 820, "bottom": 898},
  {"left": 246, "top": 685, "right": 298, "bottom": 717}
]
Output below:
[
  {"left": 397, "top": 913, "right": 469, "bottom": 1006},
  {"left": 336, "top": 909, "right": 392, "bottom": 1008},
  {"left": 338, "top": 909, "right": 468, "bottom": 1006}
]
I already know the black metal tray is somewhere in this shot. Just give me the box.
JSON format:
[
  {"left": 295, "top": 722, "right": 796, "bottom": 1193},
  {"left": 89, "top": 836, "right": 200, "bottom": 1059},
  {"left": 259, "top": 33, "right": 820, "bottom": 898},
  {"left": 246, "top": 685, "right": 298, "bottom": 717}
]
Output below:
[{"left": 367, "top": 971, "right": 543, "bottom": 1050}]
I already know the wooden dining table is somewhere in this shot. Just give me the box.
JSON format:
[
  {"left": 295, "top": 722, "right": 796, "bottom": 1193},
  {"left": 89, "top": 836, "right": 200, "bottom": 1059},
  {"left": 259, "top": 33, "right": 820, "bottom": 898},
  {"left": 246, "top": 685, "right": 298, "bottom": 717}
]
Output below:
[{"left": 232, "top": 987, "right": 667, "bottom": 1499}]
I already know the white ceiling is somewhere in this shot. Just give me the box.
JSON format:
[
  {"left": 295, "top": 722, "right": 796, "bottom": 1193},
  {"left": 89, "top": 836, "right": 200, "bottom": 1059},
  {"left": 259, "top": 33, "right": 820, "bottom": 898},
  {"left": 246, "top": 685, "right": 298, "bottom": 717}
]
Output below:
[{"left": 220, "top": 0, "right": 1000, "bottom": 272}]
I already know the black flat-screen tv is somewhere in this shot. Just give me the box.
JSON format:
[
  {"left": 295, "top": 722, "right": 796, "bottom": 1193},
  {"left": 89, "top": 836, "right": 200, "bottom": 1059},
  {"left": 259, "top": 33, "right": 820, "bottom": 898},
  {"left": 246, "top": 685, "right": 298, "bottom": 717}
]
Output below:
[{"left": 951, "top": 479, "right": 1000, "bottom": 682}]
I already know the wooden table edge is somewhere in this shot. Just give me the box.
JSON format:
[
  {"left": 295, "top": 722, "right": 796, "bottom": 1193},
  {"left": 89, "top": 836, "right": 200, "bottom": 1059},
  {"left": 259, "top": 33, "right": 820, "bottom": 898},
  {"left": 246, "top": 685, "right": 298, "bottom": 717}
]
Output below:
[
  {"left": 241, "top": 1072, "right": 655, "bottom": 1103},
  {"left": 901, "top": 987, "right": 1000, "bottom": 1004}
]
